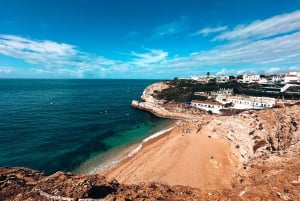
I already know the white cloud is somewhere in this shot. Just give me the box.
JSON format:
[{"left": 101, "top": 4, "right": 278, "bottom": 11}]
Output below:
[
  {"left": 216, "top": 68, "right": 231, "bottom": 76},
  {"left": 265, "top": 67, "right": 281, "bottom": 75},
  {"left": 262, "top": 66, "right": 300, "bottom": 75},
  {"left": 287, "top": 66, "right": 300, "bottom": 72},
  {"left": 0, "top": 67, "right": 13, "bottom": 73},
  {"left": 0, "top": 34, "right": 171, "bottom": 78},
  {"left": 153, "top": 16, "right": 189, "bottom": 38},
  {"left": 130, "top": 49, "right": 168, "bottom": 67},
  {"left": 161, "top": 30, "right": 300, "bottom": 73},
  {"left": 191, "top": 26, "right": 227, "bottom": 36},
  {"left": 1, "top": 8, "right": 300, "bottom": 79},
  {"left": 215, "top": 10, "right": 300, "bottom": 41},
  {"left": 0, "top": 34, "right": 134, "bottom": 77},
  {"left": 0, "top": 34, "right": 77, "bottom": 67},
  {"left": 193, "top": 31, "right": 300, "bottom": 66}
]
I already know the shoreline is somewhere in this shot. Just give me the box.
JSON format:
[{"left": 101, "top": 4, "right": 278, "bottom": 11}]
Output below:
[
  {"left": 95, "top": 125, "right": 177, "bottom": 175},
  {"left": 103, "top": 119, "right": 239, "bottom": 189},
  {"left": 73, "top": 121, "right": 176, "bottom": 175}
]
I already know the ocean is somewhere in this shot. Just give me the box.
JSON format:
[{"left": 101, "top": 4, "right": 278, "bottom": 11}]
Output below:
[{"left": 0, "top": 79, "right": 171, "bottom": 174}]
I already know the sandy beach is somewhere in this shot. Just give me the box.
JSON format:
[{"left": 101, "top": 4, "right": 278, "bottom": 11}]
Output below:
[{"left": 103, "top": 120, "right": 238, "bottom": 189}]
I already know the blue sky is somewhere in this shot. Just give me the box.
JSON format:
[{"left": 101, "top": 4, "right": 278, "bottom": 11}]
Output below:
[{"left": 0, "top": 0, "right": 300, "bottom": 79}]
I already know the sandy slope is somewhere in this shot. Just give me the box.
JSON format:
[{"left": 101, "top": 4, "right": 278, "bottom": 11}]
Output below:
[{"left": 104, "top": 121, "right": 238, "bottom": 189}]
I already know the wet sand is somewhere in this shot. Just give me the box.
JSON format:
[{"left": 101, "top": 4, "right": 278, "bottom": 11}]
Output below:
[{"left": 103, "top": 121, "right": 238, "bottom": 189}]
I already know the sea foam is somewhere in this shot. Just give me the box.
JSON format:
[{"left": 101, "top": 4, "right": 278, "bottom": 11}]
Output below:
[
  {"left": 143, "top": 127, "right": 174, "bottom": 142},
  {"left": 127, "top": 127, "right": 174, "bottom": 157},
  {"left": 128, "top": 144, "right": 143, "bottom": 157}
]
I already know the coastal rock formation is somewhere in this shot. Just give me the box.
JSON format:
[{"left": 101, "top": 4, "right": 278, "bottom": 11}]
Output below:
[
  {"left": 205, "top": 105, "right": 300, "bottom": 166},
  {"left": 0, "top": 167, "right": 202, "bottom": 201},
  {"left": 133, "top": 82, "right": 300, "bottom": 166},
  {"left": 132, "top": 82, "right": 208, "bottom": 120},
  {"left": 128, "top": 81, "right": 300, "bottom": 200},
  {"left": 140, "top": 82, "right": 169, "bottom": 105}
]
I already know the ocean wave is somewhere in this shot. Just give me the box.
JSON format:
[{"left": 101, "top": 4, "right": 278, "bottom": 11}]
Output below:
[
  {"left": 128, "top": 144, "right": 143, "bottom": 157},
  {"left": 127, "top": 127, "right": 174, "bottom": 158},
  {"left": 142, "top": 127, "right": 174, "bottom": 143}
]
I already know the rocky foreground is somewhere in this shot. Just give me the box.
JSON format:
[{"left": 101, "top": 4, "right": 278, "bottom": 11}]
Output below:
[
  {"left": 1, "top": 82, "right": 300, "bottom": 200},
  {"left": 1, "top": 135, "right": 300, "bottom": 201}
]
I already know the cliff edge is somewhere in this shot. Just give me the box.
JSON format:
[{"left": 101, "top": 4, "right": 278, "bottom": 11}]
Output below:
[{"left": 132, "top": 82, "right": 208, "bottom": 120}]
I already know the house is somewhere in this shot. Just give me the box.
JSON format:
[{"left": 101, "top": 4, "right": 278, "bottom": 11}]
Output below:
[
  {"left": 211, "top": 88, "right": 233, "bottom": 99},
  {"left": 216, "top": 95, "right": 275, "bottom": 109},
  {"left": 190, "top": 75, "right": 217, "bottom": 83},
  {"left": 217, "top": 76, "right": 229, "bottom": 83},
  {"left": 284, "top": 72, "right": 300, "bottom": 83},
  {"left": 243, "top": 74, "right": 260, "bottom": 83},
  {"left": 190, "top": 100, "right": 224, "bottom": 114},
  {"left": 272, "top": 75, "right": 284, "bottom": 83},
  {"left": 190, "top": 76, "right": 208, "bottom": 83}
]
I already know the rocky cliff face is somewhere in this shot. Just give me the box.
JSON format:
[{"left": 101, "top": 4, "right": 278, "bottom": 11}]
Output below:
[
  {"left": 132, "top": 82, "right": 208, "bottom": 120},
  {"left": 205, "top": 105, "right": 300, "bottom": 167}
]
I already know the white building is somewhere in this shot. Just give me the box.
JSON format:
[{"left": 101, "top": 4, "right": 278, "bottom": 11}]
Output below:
[
  {"left": 284, "top": 72, "right": 300, "bottom": 83},
  {"left": 190, "top": 100, "right": 224, "bottom": 114},
  {"left": 243, "top": 74, "right": 260, "bottom": 83},
  {"left": 216, "top": 95, "right": 275, "bottom": 109},
  {"left": 217, "top": 76, "right": 229, "bottom": 83},
  {"left": 190, "top": 76, "right": 208, "bottom": 83},
  {"left": 258, "top": 78, "right": 268, "bottom": 84},
  {"left": 272, "top": 75, "right": 284, "bottom": 83}
]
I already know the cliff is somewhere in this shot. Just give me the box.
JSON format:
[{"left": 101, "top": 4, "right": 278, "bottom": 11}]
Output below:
[{"left": 132, "top": 82, "right": 208, "bottom": 120}]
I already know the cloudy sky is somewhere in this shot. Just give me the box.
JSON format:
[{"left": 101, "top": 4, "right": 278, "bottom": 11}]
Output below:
[{"left": 0, "top": 0, "right": 300, "bottom": 79}]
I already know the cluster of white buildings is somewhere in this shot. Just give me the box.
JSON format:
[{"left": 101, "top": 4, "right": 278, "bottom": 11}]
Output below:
[
  {"left": 190, "top": 100, "right": 224, "bottom": 114},
  {"left": 190, "top": 88, "right": 276, "bottom": 114},
  {"left": 188, "top": 71, "right": 299, "bottom": 114},
  {"left": 189, "top": 71, "right": 300, "bottom": 84},
  {"left": 215, "top": 95, "right": 275, "bottom": 109},
  {"left": 190, "top": 75, "right": 229, "bottom": 83},
  {"left": 242, "top": 72, "right": 300, "bottom": 84}
]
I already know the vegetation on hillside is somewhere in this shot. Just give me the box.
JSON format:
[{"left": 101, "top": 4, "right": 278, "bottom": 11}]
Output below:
[{"left": 155, "top": 79, "right": 300, "bottom": 103}]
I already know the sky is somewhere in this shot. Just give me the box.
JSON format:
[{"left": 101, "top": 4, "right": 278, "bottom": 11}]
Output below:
[{"left": 0, "top": 0, "right": 300, "bottom": 79}]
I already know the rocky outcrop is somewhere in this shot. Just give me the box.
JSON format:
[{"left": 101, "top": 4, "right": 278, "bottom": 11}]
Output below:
[
  {"left": 140, "top": 82, "right": 169, "bottom": 104},
  {"left": 132, "top": 82, "right": 208, "bottom": 120},
  {"left": 0, "top": 167, "right": 202, "bottom": 201},
  {"left": 2, "top": 149, "right": 300, "bottom": 201},
  {"left": 203, "top": 105, "right": 300, "bottom": 167}
]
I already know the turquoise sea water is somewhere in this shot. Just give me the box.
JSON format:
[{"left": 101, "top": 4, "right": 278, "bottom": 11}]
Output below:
[{"left": 0, "top": 79, "right": 170, "bottom": 174}]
